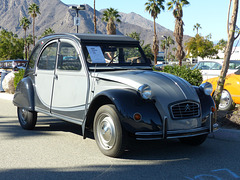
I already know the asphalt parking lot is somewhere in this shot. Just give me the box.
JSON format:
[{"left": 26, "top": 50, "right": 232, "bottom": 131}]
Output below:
[{"left": 1, "top": 93, "right": 240, "bottom": 180}]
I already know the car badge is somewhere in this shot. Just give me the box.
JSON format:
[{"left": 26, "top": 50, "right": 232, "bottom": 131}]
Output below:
[{"left": 185, "top": 104, "right": 191, "bottom": 112}]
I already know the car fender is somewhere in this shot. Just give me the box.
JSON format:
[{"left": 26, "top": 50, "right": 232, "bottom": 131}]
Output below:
[
  {"left": 13, "top": 76, "right": 35, "bottom": 111},
  {"left": 194, "top": 86, "right": 215, "bottom": 118},
  {"left": 83, "top": 88, "right": 162, "bottom": 138}
]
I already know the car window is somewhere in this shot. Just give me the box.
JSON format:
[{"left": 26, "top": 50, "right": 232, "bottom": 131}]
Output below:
[
  {"left": 38, "top": 42, "right": 58, "bottom": 70},
  {"left": 229, "top": 61, "right": 240, "bottom": 69},
  {"left": 57, "top": 42, "right": 81, "bottom": 71},
  {"left": 82, "top": 44, "right": 146, "bottom": 65},
  {"left": 197, "top": 62, "right": 222, "bottom": 70},
  {"left": 28, "top": 44, "right": 41, "bottom": 70}
]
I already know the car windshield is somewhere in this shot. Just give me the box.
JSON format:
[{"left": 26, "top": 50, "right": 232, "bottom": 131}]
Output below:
[{"left": 82, "top": 43, "right": 149, "bottom": 68}]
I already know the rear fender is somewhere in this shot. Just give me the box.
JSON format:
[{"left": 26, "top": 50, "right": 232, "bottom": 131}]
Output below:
[{"left": 13, "top": 76, "right": 35, "bottom": 111}]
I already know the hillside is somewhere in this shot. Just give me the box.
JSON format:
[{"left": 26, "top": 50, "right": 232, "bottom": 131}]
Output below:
[{"left": 0, "top": 0, "right": 190, "bottom": 47}]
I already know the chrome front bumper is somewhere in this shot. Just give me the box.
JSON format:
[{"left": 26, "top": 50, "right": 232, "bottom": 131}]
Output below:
[{"left": 135, "top": 112, "right": 218, "bottom": 140}]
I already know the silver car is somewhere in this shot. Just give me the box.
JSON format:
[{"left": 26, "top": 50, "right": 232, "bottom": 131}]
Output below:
[{"left": 13, "top": 34, "right": 217, "bottom": 157}]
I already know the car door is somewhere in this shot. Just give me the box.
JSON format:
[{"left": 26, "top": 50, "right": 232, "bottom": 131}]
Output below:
[
  {"left": 35, "top": 41, "right": 58, "bottom": 113},
  {"left": 50, "top": 39, "right": 88, "bottom": 122}
]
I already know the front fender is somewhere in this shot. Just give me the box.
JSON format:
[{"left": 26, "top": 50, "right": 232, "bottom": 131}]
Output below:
[
  {"left": 87, "top": 88, "right": 162, "bottom": 134},
  {"left": 13, "top": 76, "right": 35, "bottom": 111},
  {"left": 194, "top": 86, "right": 215, "bottom": 118}
]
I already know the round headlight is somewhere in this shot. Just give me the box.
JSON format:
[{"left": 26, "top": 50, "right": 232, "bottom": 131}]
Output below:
[
  {"left": 138, "top": 84, "right": 152, "bottom": 99},
  {"left": 200, "top": 82, "right": 213, "bottom": 95}
]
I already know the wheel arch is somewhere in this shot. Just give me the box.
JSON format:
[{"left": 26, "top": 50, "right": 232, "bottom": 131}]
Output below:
[
  {"left": 83, "top": 88, "right": 161, "bottom": 138},
  {"left": 13, "top": 76, "right": 35, "bottom": 111}
]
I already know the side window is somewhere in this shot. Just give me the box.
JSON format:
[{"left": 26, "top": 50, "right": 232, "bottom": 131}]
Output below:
[
  {"left": 38, "top": 42, "right": 58, "bottom": 70},
  {"left": 27, "top": 44, "right": 41, "bottom": 70},
  {"left": 57, "top": 42, "right": 81, "bottom": 71}
]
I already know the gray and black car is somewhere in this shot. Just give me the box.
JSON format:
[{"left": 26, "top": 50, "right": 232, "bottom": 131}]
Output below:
[{"left": 13, "top": 33, "right": 218, "bottom": 157}]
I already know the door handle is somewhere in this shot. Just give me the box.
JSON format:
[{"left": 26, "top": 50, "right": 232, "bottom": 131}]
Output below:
[{"left": 54, "top": 74, "right": 58, "bottom": 80}]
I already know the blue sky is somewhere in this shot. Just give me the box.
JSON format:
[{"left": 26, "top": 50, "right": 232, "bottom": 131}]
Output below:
[{"left": 61, "top": 0, "right": 237, "bottom": 43}]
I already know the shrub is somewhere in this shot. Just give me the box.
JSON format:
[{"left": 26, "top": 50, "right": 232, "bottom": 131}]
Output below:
[
  {"left": 14, "top": 69, "right": 25, "bottom": 89},
  {"left": 155, "top": 65, "right": 203, "bottom": 86}
]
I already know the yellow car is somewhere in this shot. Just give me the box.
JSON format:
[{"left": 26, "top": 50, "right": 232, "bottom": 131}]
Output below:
[{"left": 203, "top": 70, "right": 240, "bottom": 111}]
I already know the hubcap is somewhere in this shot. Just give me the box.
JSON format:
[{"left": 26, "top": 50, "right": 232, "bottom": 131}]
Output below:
[
  {"left": 19, "top": 108, "right": 27, "bottom": 125},
  {"left": 219, "top": 90, "right": 230, "bottom": 109},
  {"left": 97, "top": 114, "right": 116, "bottom": 150}
]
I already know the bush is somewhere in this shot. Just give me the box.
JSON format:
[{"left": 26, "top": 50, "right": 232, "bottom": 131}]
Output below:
[
  {"left": 14, "top": 69, "right": 25, "bottom": 89},
  {"left": 155, "top": 65, "right": 203, "bottom": 86}
]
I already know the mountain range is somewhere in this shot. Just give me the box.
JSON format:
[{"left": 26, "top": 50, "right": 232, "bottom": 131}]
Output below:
[{"left": 0, "top": 0, "right": 190, "bottom": 47}]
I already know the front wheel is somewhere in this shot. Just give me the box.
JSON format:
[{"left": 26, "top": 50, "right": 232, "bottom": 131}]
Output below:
[
  {"left": 179, "top": 134, "right": 208, "bottom": 146},
  {"left": 17, "top": 107, "right": 37, "bottom": 130},
  {"left": 93, "top": 104, "right": 126, "bottom": 157}
]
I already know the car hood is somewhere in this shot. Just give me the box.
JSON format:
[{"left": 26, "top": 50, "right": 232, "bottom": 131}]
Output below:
[{"left": 94, "top": 70, "right": 199, "bottom": 103}]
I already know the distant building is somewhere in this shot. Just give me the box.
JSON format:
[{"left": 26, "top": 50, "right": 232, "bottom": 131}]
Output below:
[
  {"left": 189, "top": 46, "right": 240, "bottom": 64},
  {"left": 217, "top": 46, "right": 240, "bottom": 60}
]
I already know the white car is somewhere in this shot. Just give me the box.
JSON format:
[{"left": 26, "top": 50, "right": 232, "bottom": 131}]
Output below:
[{"left": 192, "top": 60, "right": 240, "bottom": 81}]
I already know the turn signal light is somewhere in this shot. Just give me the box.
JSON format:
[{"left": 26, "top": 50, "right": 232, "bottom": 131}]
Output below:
[
  {"left": 211, "top": 106, "right": 216, "bottom": 112},
  {"left": 133, "top": 113, "right": 142, "bottom": 121}
]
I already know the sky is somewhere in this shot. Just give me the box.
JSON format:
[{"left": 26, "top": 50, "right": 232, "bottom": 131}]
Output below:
[{"left": 61, "top": 0, "right": 238, "bottom": 43}]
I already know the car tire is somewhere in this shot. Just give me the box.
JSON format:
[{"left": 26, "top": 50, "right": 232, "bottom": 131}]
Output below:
[
  {"left": 93, "top": 104, "right": 126, "bottom": 157},
  {"left": 179, "top": 134, "right": 208, "bottom": 146},
  {"left": 218, "top": 90, "right": 235, "bottom": 111},
  {"left": 17, "top": 107, "right": 37, "bottom": 130}
]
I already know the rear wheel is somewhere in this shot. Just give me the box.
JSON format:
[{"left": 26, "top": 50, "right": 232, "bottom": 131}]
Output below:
[
  {"left": 179, "top": 134, "right": 208, "bottom": 146},
  {"left": 93, "top": 104, "right": 126, "bottom": 157},
  {"left": 219, "top": 90, "right": 235, "bottom": 111},
  {"left": 17, "top": 107, "right": 37, "bottom": 130}
]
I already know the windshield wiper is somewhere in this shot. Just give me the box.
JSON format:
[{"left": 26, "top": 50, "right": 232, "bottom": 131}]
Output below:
[{"left": 107, "top": 54, "right": 119, "bottom": 66}]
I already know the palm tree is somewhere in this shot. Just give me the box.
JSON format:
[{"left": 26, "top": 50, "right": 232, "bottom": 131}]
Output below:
[
  {"left": 193, "top": 23, "right": 201, "bottom": 34},
  {"left": 28, "top": 3, "right": 40, "bottom": 46},
  {"left": 167, "top": 0, "right": 189, "bottom": 66},
  {"left": 145, "top": 0, "right": 165, "bottom": 65},
  {"left": 161, "top": 36, "right": 175, "bottom": 61},
  {"left": 102, "top": 8, "right": 121, "bottom": 35},
  {"left": 94, "top": 0, "right": 97, "bottom": 33},
  {"left": 39, "top": 28, "right": 55, "bottom": 39},
  {"left": 20, "top": 16, "right": 31, "bottom": 59},
  {"left": 26, "top": 34, "right": 34, "bottom": 60}
]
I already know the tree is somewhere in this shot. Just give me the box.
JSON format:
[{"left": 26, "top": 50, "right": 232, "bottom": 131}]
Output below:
[
  {"left": 94, "top": 0, "right": 97, "bottom": 33},
  {"left": 185, "top": 34, "right": 218, "bottom": 59},
  {"left": 160, "top": 36, "right": 175, "bottom": 61},
  {"left": 39, "top": 28, "right": 55, "bottom": 39},
  {"left": 28, "top": 3, "right": 40, "bottom": 46},
  {"left": 193, "top": 23, "right": 201, "bottom": 35},
  {"left": 215, "top": 39, "right": 227, "bottom": 52},
  {"left": 214, "top": 0, "right": 239, "bottom": 109},
  {"left": 167, "top": 0, "right": 189, "bottom": 66},
  {"left": 0, "top": 30, "right": 24, "bottom": 60},
  {"left": 127, "top": 32, "right": 154, "bottom": 60},
  {"left": 26, "top": 34, "right": 34, "bottom": 60},
  {"left": 102, "top": 8, "right": 121, "bottom": 35},
  {"left": 20, "top": 16, "right": 31, "bottom": 59},
  {"left": 145, "top": 0, "right": 165, "bottom": 65}
]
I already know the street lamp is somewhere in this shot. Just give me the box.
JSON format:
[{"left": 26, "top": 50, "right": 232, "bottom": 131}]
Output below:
[
  {"left": 162, "top": 35, "right": 168, "bottom": 62},
  {"left": 69, "top": 5, "right": 86, "bottom": 33}
]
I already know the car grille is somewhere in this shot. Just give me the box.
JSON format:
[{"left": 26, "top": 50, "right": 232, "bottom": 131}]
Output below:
[{"left": 170, "top": 101, "right": 200, "bottom": 119}]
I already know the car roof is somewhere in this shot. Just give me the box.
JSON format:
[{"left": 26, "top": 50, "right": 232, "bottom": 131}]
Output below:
[
  {"left": 39, "top": 33, "right": 139, "bottom": 45},
  {"left": 0, "top": 59, "right": 27, "bottom": 62}
]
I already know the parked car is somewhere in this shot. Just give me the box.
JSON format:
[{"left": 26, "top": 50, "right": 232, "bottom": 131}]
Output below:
[
  {"left": 192, "top": 60, "right": 240, "bottom": 81},
  {"left": 0, "top": 59, "right": 28, "bottom": 73},
  {"left": 202, "top": 69, "right": 240, "bottom": 111},
  {"left": 13, "top": 33, "right": 217, "bottom": 157}
]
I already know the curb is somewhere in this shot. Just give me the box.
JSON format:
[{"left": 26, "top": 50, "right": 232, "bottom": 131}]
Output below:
[
  {"left": 0, "top": 92, "right": 14, "bottom": 101},
  {"left": 0, "top": 92, "right": 239, "bottom": 142}
]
